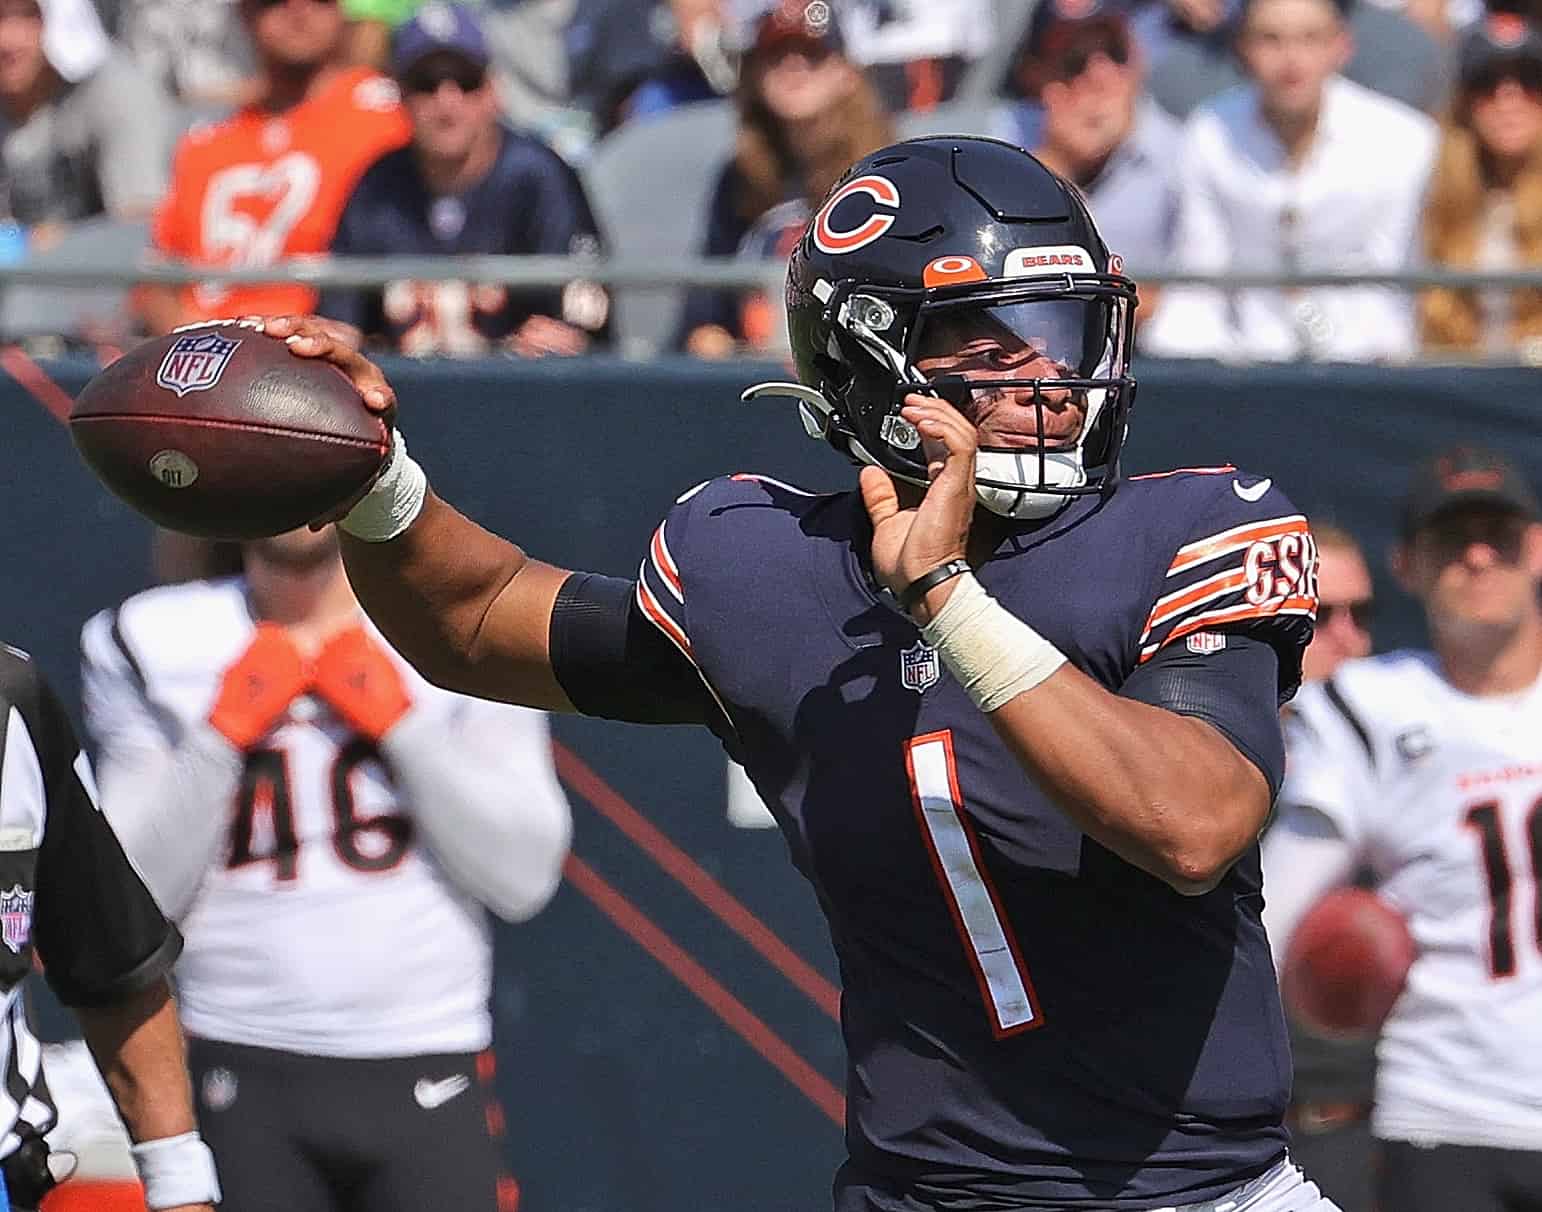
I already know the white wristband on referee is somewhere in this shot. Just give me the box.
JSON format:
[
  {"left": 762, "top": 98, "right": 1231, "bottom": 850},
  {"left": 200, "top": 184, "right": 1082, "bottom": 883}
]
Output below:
[
  {"left": 130, "top": 1131, "right": 221, "bottom": 1209},
  {"left": 919, "top": 571, "right": 1066, "bottom": 712},
  {"left": 340, "top": 428, "right": 427, "bottom": 543}
]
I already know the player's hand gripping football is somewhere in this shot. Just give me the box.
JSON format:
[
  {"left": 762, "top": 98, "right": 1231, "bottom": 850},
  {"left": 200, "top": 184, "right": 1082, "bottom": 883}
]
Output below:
[
  {"left": 860, "top": 395, "right": 977, "bottom": 621},
  {"left": 311, "top": 625, "right": 413, "bottom": 742},
  {"left": 260, "top": 314, "right": 396, "bottom": 419},
  {"left": 257, "top": 314, "right": 400, "bottom": 527},
  {"left": 208, "top": 624, "right": 309, "bottom": 750}
]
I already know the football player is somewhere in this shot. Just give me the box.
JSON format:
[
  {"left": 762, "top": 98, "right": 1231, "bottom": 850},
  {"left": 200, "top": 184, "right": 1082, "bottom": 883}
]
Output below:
[
  {"left": 1264, "top": 447, "right": 1542, "bottom": 1212},
  {"left": 271, "top": 136, "right": 1330, "bottom": 1210},
  {"left": 80, "top": 524, "right": 572, "bottom": 1212}
]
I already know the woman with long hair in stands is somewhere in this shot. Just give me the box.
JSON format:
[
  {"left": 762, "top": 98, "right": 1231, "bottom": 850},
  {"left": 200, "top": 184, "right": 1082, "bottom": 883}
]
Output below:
[
  {"left": 678, "top": 0, "right": 892, "bottom": 358},
  {"left": 1421, "top": 14, "right": 1542, "bottom": 358}
]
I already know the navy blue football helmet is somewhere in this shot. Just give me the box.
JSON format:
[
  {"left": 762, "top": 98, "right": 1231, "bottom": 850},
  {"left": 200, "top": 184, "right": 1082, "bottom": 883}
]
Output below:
[{"left": 747, "top": 136, "right": 1138, "bottom": 519}]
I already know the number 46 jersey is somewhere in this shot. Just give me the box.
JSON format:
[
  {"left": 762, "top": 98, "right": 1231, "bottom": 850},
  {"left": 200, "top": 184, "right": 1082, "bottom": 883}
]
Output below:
[
  {"left": 79, "top": 577, "right": 565, "bottom": 1059},
  {"left": 1280, "top": 653, "right": 1542, "bottom": 1152},
  {"left": 634, "top": 468, "right": 1316, "bottom": 1209}
]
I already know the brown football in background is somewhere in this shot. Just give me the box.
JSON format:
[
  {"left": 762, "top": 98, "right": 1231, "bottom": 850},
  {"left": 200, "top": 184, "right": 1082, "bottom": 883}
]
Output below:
[
  {"left": 1280, "top": 887, "right": 1415, "bottom": 1038},
  {"left": 70, "top": 322, "right": 389, "bottom": 540}
]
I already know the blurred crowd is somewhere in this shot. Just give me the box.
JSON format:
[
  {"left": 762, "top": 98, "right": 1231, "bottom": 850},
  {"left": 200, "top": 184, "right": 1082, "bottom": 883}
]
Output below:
[{"left": 5, "top": 0, "right": 1542, "bottom": 359}]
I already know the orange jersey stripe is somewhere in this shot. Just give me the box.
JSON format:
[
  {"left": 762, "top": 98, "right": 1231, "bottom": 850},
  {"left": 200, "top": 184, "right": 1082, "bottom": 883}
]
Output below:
[
  {"left": 635, "top": 577, "right": 694, "bottom": 661},
  {"left": 1141, "top": 568, "right": 1250, "bottom": 639},
  {"left": 650, "top": 524, "right": 683, "bottom": 599},
  {"left": 1127, "top": 465, "right": 1237, "bottom": 481},
  {"left": 1166, "top": 516, "right": 1308, "bottom": 577},
  {"left": 1139, "top": 596, "right": 1317, "bottom": 661}
]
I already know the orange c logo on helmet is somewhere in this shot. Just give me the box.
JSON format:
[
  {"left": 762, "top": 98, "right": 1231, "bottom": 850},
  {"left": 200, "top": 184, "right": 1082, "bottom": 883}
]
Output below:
[{"left": 813, "top": 175, "right": 901, "bottom": 255}]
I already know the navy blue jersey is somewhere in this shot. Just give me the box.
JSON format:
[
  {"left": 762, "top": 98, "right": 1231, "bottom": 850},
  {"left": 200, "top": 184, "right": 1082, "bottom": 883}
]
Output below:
[
  {"left": 634, "top": 468, "right": 1315, "bottom": 1209},
  {"left": 319, "top": 125, "right": 611, "bottom": 353}
]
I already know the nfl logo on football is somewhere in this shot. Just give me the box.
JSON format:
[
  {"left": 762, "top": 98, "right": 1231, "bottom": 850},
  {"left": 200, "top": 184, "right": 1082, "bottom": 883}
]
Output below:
[
  {"left": 0, "top": 885, "right": 32, "bottom": 954},
  {"left": 156, "top": 331, "right": 241, "bottom": 397},
  {"left": 901, "top": 642, "right": 941, "bottom": 693}
]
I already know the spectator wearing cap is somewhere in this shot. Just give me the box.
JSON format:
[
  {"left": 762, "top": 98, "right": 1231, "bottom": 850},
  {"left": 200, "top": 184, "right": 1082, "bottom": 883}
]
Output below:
[
  {"left": 1143, "top": 0, "right": 1437, "bottom": 362},
  {"left": 678, "top": 0, "right": 891, "bottom": 358},
  {"left": 0, "top": 0, "right": 173, "bottom": 245},
  {"left": 319, "top": 2, "right": 611, "bottom": 355},
  {"left": 1420, "top": 14, "right": 1542, "bottom": 359},
  {"left": 993, "top": 0, "right": 1180, "bottom": 285},
  {"left": 1264, "top": 444, "right": 1542, "bottom": 1212}
]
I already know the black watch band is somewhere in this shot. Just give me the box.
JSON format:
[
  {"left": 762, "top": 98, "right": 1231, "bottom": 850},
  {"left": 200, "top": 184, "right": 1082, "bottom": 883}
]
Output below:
[{"left": 898, "top": 558, "right": 971, "bottom": 613}]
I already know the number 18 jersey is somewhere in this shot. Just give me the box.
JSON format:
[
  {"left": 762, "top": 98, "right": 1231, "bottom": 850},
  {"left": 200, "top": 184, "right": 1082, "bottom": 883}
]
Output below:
[{"left": 1281, "top": 653, "right": 1542, "bottom": 1151}]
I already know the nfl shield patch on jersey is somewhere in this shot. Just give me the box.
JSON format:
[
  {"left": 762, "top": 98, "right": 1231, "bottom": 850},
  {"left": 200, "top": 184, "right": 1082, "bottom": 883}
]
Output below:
[
  {"left": 1187, "top": 632, "right": 1227, "bottom": 656},
  {"left": 0, "top": 885, "right": 32, "bottom": 953},
  {"left": 901, "top": 642, "right": 941, "bottom": 693}
]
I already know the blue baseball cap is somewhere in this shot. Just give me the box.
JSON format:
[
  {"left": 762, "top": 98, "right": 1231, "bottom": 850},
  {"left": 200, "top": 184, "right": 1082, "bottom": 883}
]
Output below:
[{"left": 391, "top": 3, "right": 489, "bottom": 78}]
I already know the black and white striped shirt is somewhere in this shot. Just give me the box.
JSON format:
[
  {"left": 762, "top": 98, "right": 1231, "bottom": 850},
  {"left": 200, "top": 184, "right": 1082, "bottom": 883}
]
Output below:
[{"left": 0, "top": 643, "right": 180, "bottom": 1160}]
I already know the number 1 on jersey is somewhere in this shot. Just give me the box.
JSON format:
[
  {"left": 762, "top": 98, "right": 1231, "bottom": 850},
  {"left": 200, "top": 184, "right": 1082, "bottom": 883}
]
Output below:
[{"left": 906, "top": 731, "right": 1043, "bottom": 1036}]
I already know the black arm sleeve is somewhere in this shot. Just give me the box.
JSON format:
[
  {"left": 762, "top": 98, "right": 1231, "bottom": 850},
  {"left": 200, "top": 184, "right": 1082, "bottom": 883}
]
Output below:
[
  {"left": 549, "top": 573, "right": 729, "bottom": 734},
  {"left": 1118, "top": 633, "right": 1286, "bottom": 799},
  {"left": 23, "top": 670, "right": 181, "bottom": 1008}
]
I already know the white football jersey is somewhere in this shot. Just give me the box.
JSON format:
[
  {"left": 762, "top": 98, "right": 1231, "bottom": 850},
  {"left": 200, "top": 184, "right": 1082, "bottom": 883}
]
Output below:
[
  {"left": 1280, "top": 650, "right": 1542, "bottom": 1150},
  {"left": 81, "top": 578, "right": 569, "bottom": 1059}
]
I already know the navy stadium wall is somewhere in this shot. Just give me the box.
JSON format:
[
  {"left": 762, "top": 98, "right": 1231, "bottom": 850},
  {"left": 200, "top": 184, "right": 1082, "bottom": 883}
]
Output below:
[{"left": 4, "top": 354, "right": 1540, "bottom": 1211}]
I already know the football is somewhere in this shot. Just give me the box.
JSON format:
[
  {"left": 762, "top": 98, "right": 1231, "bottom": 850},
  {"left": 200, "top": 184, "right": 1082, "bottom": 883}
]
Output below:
[
  {"left": 70, "top": 321, "right": 389, "bottom": 540},
  {"left": 1280, "top": 887, "right": 1415, "bottom": 1037}
]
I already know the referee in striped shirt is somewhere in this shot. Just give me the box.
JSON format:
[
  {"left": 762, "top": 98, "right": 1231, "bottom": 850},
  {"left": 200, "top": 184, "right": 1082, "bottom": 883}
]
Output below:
[{"left": 0, "top": 643, "right": 218, "bottom": 1211}]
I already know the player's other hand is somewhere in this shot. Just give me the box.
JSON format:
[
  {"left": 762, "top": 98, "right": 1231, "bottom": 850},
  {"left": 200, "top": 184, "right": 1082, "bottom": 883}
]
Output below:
[
  {"left": 860, "top": 395, "right": 978, "bottom": 621},
  {"left": 208, "top": 624, "right": 309, "bottom": 750},
  {"left": 260, "top": 314, "right": 396, "bottom": 421},
  {"left": 312, "top": 625, "right": 412, "bottom": 742}
]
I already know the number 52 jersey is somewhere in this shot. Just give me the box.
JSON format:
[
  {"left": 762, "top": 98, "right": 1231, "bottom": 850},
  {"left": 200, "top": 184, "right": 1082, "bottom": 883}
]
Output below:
[
  {"left": 633, "top": 468, "right": 1317, "bottom": 1209},
  {"left": 1280, "top": 653, "right": 1542, "bottom": 1151}
]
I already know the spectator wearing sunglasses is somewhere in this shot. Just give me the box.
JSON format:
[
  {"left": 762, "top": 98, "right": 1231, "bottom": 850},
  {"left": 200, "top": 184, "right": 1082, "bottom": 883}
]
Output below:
[
  {"left": 1267, "top": 519, "right": 1379, "bottom": 1212},
  {"left": 1420, "top": 14, "right": 1542, "bottom": 359},
  {"left": 994, "top": 0, "right": 1180, "bottom": 287},
  {"left": 1264, "top": 446, "right": 1542, "bottom": 1212},
  {"left": 138, "top": 0, "right": 410, "bottom": 334},
  {"left": 319, "top": 3, "right": 610, "bottom": 355},
  {"left": 1144, "top": 0, "right": 1436, "bottom": 362},
  {"left": 1302, "top": 522, "right": 1375, "bottom": 685}
]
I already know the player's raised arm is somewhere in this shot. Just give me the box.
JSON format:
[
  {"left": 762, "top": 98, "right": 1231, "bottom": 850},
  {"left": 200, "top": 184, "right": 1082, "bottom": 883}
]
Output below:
[
  {"left": 267, "top": 315, "right": 576, "bottom": 711},
  {"left": 864, "top": 397, "right": 1276, "bottom": 896}
]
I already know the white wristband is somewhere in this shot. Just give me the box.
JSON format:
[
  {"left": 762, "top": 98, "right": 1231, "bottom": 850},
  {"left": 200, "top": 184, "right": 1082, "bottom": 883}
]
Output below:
[
  {"left": 130, "top": 1131, "right": 221, "bottom": 1209},
  {"left": 340, "top": 428, "right": 427, "bottom": 542},
  {"left": 919, "top": 572, "right": 1066, "bottom": 712}
]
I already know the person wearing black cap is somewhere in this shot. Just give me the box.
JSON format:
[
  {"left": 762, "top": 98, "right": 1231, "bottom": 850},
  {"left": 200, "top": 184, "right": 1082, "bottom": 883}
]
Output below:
[
  {"left": 320, "top": 2, "right": 611, "bottom": 356},
  {"left": 1420, "top": 13, "right": 1542, "bottom": 356},
  {"left": 1265, "top": 446, "right": 1542, "bottom": 1212}
]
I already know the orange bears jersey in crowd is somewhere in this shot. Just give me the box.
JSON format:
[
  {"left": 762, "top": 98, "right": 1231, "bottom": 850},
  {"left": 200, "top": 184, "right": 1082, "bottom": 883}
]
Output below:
[{"left": 154, "top": 67, "right": 410, "bottom": 322}]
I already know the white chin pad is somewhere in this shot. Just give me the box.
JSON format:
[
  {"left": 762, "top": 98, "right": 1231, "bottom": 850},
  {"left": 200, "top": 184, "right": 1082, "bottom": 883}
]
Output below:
[{"left": 974, "top": 449, "right": 1086, "bottom": 519}]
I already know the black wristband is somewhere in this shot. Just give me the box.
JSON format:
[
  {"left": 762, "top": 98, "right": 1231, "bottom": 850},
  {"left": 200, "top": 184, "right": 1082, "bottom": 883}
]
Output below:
[{"left": 898, "top": 558, "right": 971, "bottom": 612}]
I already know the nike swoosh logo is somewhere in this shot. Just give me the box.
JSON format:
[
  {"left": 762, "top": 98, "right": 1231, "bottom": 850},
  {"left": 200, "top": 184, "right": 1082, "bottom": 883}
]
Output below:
[
  {"left": 413, "top": 1074, "right": 471, "bottom": 1110},
  {"left": 1233, "top": 477, "right": 1272, "bottom": 502}
]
